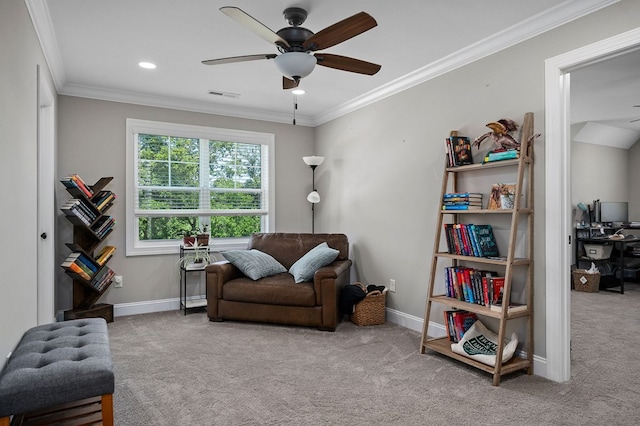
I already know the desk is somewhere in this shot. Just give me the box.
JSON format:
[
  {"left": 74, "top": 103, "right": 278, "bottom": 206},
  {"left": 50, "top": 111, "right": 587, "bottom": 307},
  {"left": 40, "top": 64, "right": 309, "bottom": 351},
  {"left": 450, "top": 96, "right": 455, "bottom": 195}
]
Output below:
[{"left": 575, "top": 234, "right": 638, "bottom": 294}]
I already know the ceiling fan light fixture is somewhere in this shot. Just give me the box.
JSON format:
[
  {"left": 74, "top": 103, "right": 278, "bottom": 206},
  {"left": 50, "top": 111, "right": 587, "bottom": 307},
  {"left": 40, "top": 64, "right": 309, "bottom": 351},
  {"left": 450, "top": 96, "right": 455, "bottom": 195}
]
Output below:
[
  {"left": 291, "top": 88, "right": 305, "bottom": 95},
  {"left": 274, "top": 52, "right": 316, "bottom": 80}
]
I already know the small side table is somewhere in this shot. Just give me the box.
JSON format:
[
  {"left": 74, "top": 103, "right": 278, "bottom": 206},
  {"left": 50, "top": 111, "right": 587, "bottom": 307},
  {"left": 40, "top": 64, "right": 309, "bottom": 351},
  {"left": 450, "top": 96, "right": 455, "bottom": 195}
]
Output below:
[{"left": 179, "top": 245, "right": 209, "bottom": 314}]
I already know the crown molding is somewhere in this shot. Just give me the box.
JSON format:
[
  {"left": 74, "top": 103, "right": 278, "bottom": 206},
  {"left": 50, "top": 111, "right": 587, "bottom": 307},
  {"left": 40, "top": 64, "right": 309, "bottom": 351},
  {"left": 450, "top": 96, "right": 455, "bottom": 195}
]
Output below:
[
  {"left": 25, "top": 0, "right": 66, "bottom": 91},
  {"left": 60, "top": 83, "right": 315, "bottom": 127},
  {"left": 311, "top": 0, "right": 620, "bottom": 126},
  {"left": 27, "top": 0, "right": 619, "bottom": 128}
]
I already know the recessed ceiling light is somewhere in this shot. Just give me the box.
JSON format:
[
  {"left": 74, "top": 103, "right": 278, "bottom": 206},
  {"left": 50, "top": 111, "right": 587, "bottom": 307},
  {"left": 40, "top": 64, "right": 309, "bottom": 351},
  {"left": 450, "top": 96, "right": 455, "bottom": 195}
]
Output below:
[
  {"left": 138, "top": 61, "right": 156, "bottom": 69},
  {"left": 292, "top": 88, "right": 305, "bottom": 95}
]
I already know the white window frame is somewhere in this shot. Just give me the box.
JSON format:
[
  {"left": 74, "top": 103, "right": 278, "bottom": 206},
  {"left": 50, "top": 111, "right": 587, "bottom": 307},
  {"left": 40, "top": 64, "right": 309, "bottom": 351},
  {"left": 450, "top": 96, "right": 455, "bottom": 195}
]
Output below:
[{"left": 125, "top": 118, "right": 275, "bottom": 256}]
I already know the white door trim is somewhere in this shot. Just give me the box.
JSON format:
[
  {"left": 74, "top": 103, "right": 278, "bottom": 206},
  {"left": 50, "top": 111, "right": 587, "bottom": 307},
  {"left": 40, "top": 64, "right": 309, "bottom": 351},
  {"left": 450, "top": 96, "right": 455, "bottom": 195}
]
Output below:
[
  {"left": 544, "top": 27, "right": 640, "bottom": 382},
  {"left": 37, "top": 66, "right": 56, "bottom": 324}
]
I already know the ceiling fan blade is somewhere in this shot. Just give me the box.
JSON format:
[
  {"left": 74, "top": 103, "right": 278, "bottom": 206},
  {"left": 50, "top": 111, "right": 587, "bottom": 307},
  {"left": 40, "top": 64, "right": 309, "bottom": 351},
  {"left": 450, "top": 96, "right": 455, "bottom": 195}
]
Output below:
[
  {"left": 315, "top": 53, "right": 381, "bottom": 75},
  {"left": 220, "top": 6, "right": 290, "bottom": 49},
  {"left": 303, "top": 12, "right": 377, "bottom": 51},
  {"left": 282, "top": 77, "right": 299, "bottom": 90},
  {"left": 202, "top": 54, "right": 276, "bottom": 66}
]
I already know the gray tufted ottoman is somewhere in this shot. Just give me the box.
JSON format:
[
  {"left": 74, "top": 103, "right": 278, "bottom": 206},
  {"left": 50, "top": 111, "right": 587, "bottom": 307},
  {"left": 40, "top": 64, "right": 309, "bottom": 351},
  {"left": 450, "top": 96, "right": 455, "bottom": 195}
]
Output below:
[{"left": 0, "top": 318, "right": 114, "bottom": 425}]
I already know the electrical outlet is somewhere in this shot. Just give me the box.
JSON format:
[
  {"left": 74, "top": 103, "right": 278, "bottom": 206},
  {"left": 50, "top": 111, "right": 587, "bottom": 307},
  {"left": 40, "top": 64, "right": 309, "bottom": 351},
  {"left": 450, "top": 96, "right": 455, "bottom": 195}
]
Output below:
[
  {"left": 389, "top": 279, "right": 396, "bottom": 292},
  {"left": 113, "top": 275, "right": 123, "bottom": 288}
]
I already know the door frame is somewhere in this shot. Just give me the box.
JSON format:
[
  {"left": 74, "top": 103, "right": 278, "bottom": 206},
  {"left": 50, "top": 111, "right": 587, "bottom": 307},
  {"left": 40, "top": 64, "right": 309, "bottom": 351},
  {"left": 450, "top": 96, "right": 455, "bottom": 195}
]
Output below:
[
  {"left": 37, "top": 65, "right": 56, "bottom": 324},
  {"left": 544, "top": 27, "right": 640, "bottom": 382}
]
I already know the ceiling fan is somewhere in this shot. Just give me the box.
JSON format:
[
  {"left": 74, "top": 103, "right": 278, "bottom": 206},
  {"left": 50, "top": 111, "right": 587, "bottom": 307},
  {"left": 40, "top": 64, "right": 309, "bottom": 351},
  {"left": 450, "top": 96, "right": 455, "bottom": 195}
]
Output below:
[{"left": 202, "top": 6, "right": 381, "bottom": 89}]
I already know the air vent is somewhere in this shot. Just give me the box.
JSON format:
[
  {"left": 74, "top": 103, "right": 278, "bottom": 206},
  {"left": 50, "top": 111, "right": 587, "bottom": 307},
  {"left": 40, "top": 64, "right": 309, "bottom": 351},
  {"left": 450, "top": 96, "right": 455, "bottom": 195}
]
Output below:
[{"left": 208, "top": 90, "right": 240, "bottom": 99}]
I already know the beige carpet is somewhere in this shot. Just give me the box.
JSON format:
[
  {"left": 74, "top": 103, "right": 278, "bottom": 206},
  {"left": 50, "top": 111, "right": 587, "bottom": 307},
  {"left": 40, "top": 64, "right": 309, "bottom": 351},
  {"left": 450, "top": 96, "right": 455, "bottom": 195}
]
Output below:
[{"left": 108, "top": 286, "right": 640, "bottom": 425}]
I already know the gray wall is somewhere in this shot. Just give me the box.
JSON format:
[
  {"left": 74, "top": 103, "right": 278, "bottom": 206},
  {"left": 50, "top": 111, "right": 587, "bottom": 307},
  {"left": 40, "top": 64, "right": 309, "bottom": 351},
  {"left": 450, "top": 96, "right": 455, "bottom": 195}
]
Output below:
[
  {"left": 571, "top": 141, "right": 633, "bottom": 218},
  {"left": 56, "top": 96, "right": 315, "bottom": 309},
  {"left": 314, "top": 0, "right": 640, "bottom": 359},
  {"left": 0, "top": 0, "right": 57, "bottom": 366}
]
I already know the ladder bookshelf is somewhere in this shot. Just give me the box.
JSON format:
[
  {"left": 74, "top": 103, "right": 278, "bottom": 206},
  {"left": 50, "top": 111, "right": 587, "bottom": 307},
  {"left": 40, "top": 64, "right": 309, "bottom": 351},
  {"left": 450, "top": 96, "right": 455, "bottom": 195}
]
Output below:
[{"left": 420, "top": 113, "right": 536, "bottom": 385}]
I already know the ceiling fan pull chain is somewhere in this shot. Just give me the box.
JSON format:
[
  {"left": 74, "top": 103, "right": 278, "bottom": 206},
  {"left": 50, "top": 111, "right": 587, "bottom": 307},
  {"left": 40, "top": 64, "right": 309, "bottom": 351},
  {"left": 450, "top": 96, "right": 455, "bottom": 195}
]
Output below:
[{"left": 292, "top": 95, "right": 298, "bottom": 125}]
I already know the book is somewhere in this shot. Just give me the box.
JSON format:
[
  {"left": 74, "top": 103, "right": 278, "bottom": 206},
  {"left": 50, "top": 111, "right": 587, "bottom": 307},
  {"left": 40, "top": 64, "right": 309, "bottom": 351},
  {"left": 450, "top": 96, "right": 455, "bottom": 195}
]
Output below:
[
  {"left": 452, "top": 136, "right": 473, "bottom": 165},
  {"left": 467, "top": 224, "right": 481, "bottom": 256},
  {"left": 61, "top": 253, "right": 81, "bottom": 269},
  {"left": 77, "top": 253, "right": 98, "bottom": 273},
  {"left": 452, "top": 310, "right": 478, "bottom": 341},
  {"left": 442, "top": 192, "right": 483, "bottom": 199},
  {"left": 95, "top": 245, "right": 116, "bottom": 265},
  {"left": 69, "top": 174, "right": 94, "bottom": 198},
  {"left": 67, "top": 262, "right": 91, "bottom": 281},
  {"left": 481, "top": 276, "right": 505, "bottom": 306},
  {"left": 445, "top": 136, "right": 473, "bottom": 167},
  {"left": 442, "top": 205, "right": 482, "bottom": 210},
  {"left": 443, "top": 201, "right": 482, "bottom": 206},
  {"left": 472, "top": 224, "right": 499, "bottom": 257},
  {"left": 483, "top": 149, "right": 519, "bottom": 163}
]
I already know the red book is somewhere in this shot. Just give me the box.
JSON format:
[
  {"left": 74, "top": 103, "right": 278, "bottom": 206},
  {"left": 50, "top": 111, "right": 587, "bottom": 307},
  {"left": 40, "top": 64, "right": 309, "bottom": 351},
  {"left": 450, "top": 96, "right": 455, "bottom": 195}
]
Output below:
[{"left": 70, "top": 174, "right": 93, "bottom": 197}]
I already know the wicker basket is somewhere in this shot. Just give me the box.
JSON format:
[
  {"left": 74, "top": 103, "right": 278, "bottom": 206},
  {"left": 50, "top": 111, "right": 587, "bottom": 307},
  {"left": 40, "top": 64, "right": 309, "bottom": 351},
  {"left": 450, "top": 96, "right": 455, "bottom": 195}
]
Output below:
[
  {"left": 350, "top": 290, "right": 387, "bottom": 326},
  {"left": 572, "top": 270, "right": 600, "bottom": 292}
]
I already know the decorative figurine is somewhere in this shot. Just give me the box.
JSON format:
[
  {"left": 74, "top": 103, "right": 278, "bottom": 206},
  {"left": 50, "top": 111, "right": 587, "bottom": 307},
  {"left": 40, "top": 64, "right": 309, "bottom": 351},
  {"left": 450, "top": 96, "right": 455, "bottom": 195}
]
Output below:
[{"left": 472, "top": 118, "right": 520, "bottom": 150}]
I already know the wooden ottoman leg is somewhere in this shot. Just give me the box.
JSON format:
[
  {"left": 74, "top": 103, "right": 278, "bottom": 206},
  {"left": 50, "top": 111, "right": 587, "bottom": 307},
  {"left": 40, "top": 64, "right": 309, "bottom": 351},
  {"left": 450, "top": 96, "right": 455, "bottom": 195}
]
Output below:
[{"left": 102, "top": 394, "right": 114, "bottom": 426}]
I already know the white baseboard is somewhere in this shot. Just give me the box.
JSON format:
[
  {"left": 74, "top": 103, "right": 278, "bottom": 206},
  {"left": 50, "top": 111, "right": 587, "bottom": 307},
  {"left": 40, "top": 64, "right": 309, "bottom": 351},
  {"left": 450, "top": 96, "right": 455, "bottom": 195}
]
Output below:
[{"left": 114, "top": 297, "right": 181, "bottom": 317}]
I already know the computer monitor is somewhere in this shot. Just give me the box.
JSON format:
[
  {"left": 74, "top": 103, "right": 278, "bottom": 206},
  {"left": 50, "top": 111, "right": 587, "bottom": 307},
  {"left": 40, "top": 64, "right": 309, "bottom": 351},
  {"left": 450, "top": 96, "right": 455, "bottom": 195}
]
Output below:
[{"left": 599, "top": 201, "right": 628, "bottom": 224}]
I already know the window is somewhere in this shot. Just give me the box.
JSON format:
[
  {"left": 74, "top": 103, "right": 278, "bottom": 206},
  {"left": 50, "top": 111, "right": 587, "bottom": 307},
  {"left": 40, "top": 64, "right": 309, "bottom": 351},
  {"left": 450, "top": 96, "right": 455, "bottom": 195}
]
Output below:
[{"left": 126, "top": 119, "right": 275, "bottom": 255}]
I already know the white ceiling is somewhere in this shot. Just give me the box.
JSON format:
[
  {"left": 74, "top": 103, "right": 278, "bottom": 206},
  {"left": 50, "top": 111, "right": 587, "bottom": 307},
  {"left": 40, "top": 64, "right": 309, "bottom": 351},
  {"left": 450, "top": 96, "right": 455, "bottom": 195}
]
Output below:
[
  {"left": 28, "top": 0, "right": 638, "bottom": 130},
  {"left": 570, "top": 48, "right": 640, "bottom": 148}
]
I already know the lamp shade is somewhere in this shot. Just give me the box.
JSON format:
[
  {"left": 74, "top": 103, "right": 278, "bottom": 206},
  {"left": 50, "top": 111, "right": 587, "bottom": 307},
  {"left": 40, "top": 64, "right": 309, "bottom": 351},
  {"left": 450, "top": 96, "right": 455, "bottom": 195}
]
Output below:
[
  {"left": 307, "top": 191, "right": 320, "bottom": 203},
  {"left": 303, "top": 156, "right": 325, "bottom": 167},
  {"left": 274, "top": 52, "right": 317, "bottom": 80}
]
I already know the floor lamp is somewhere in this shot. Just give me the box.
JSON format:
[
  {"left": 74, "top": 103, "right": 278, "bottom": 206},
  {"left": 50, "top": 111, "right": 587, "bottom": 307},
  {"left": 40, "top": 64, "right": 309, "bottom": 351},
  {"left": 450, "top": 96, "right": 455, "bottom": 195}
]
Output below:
[{"left": 303, "top": 156, "right": 324, "bottom": 233}]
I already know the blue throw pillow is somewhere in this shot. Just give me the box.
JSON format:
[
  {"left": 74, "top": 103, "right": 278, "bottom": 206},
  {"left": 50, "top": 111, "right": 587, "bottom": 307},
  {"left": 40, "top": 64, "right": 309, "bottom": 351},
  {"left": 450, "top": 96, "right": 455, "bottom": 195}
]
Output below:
[
  {"left": 289, "top": 242, "right": 340, "bottom": 283},
  {"left": 222, "top": 249, "right": 287, "bottom": 280}
]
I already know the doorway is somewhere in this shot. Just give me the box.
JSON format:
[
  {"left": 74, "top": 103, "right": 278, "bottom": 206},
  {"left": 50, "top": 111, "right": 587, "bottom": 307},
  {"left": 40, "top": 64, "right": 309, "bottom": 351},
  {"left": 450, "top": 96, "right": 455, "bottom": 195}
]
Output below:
[{"left": 544, "top": 27, "right": 640, "bottom": 383}]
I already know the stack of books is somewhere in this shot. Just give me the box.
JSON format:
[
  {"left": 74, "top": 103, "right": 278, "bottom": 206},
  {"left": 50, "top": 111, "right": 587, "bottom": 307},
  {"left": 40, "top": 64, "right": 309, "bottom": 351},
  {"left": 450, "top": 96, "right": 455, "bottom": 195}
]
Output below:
[
  {"left": 91, "top": 267, "right": 115, "bottom": 291},
  {"left": 483, "top": 149, "right": 519, "bottom": 163},
  {"left": 93, "top": 190, "right": 116, "bottom": 212},
  {"left": 91, "top": 216, "right": 115, "bottom": 239},
  {"left": 61, "top": 199, "right": 98, "bottom": 226},
  {"left": 60, "top": 174, "right": 94, "bottom": 198},
  {"left": 61, "top": 252, "right": 100, "bottom": 281},
  {"left": 442, "top": 192, "right": 483, "bottom": 210}
]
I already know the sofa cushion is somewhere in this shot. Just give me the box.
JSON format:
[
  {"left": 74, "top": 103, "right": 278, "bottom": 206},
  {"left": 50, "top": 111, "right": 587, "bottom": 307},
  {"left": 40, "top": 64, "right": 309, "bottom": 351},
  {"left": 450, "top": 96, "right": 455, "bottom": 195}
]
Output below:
[
  {"left": 223, "top": 273, "right": 316, "bottom": 306},
  {"left": 289, "top": 242, "right": 340, "bottom": 283},
  {"left": 222, "top": 249, "right": 287, "bottom": 280}
]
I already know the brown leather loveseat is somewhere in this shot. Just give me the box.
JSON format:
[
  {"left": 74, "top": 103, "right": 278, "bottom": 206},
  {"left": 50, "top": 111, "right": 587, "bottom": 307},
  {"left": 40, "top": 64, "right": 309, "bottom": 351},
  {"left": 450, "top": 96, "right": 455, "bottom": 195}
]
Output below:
[{"left": 205, "top": 233, "right": 351, "bottom": 331}]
